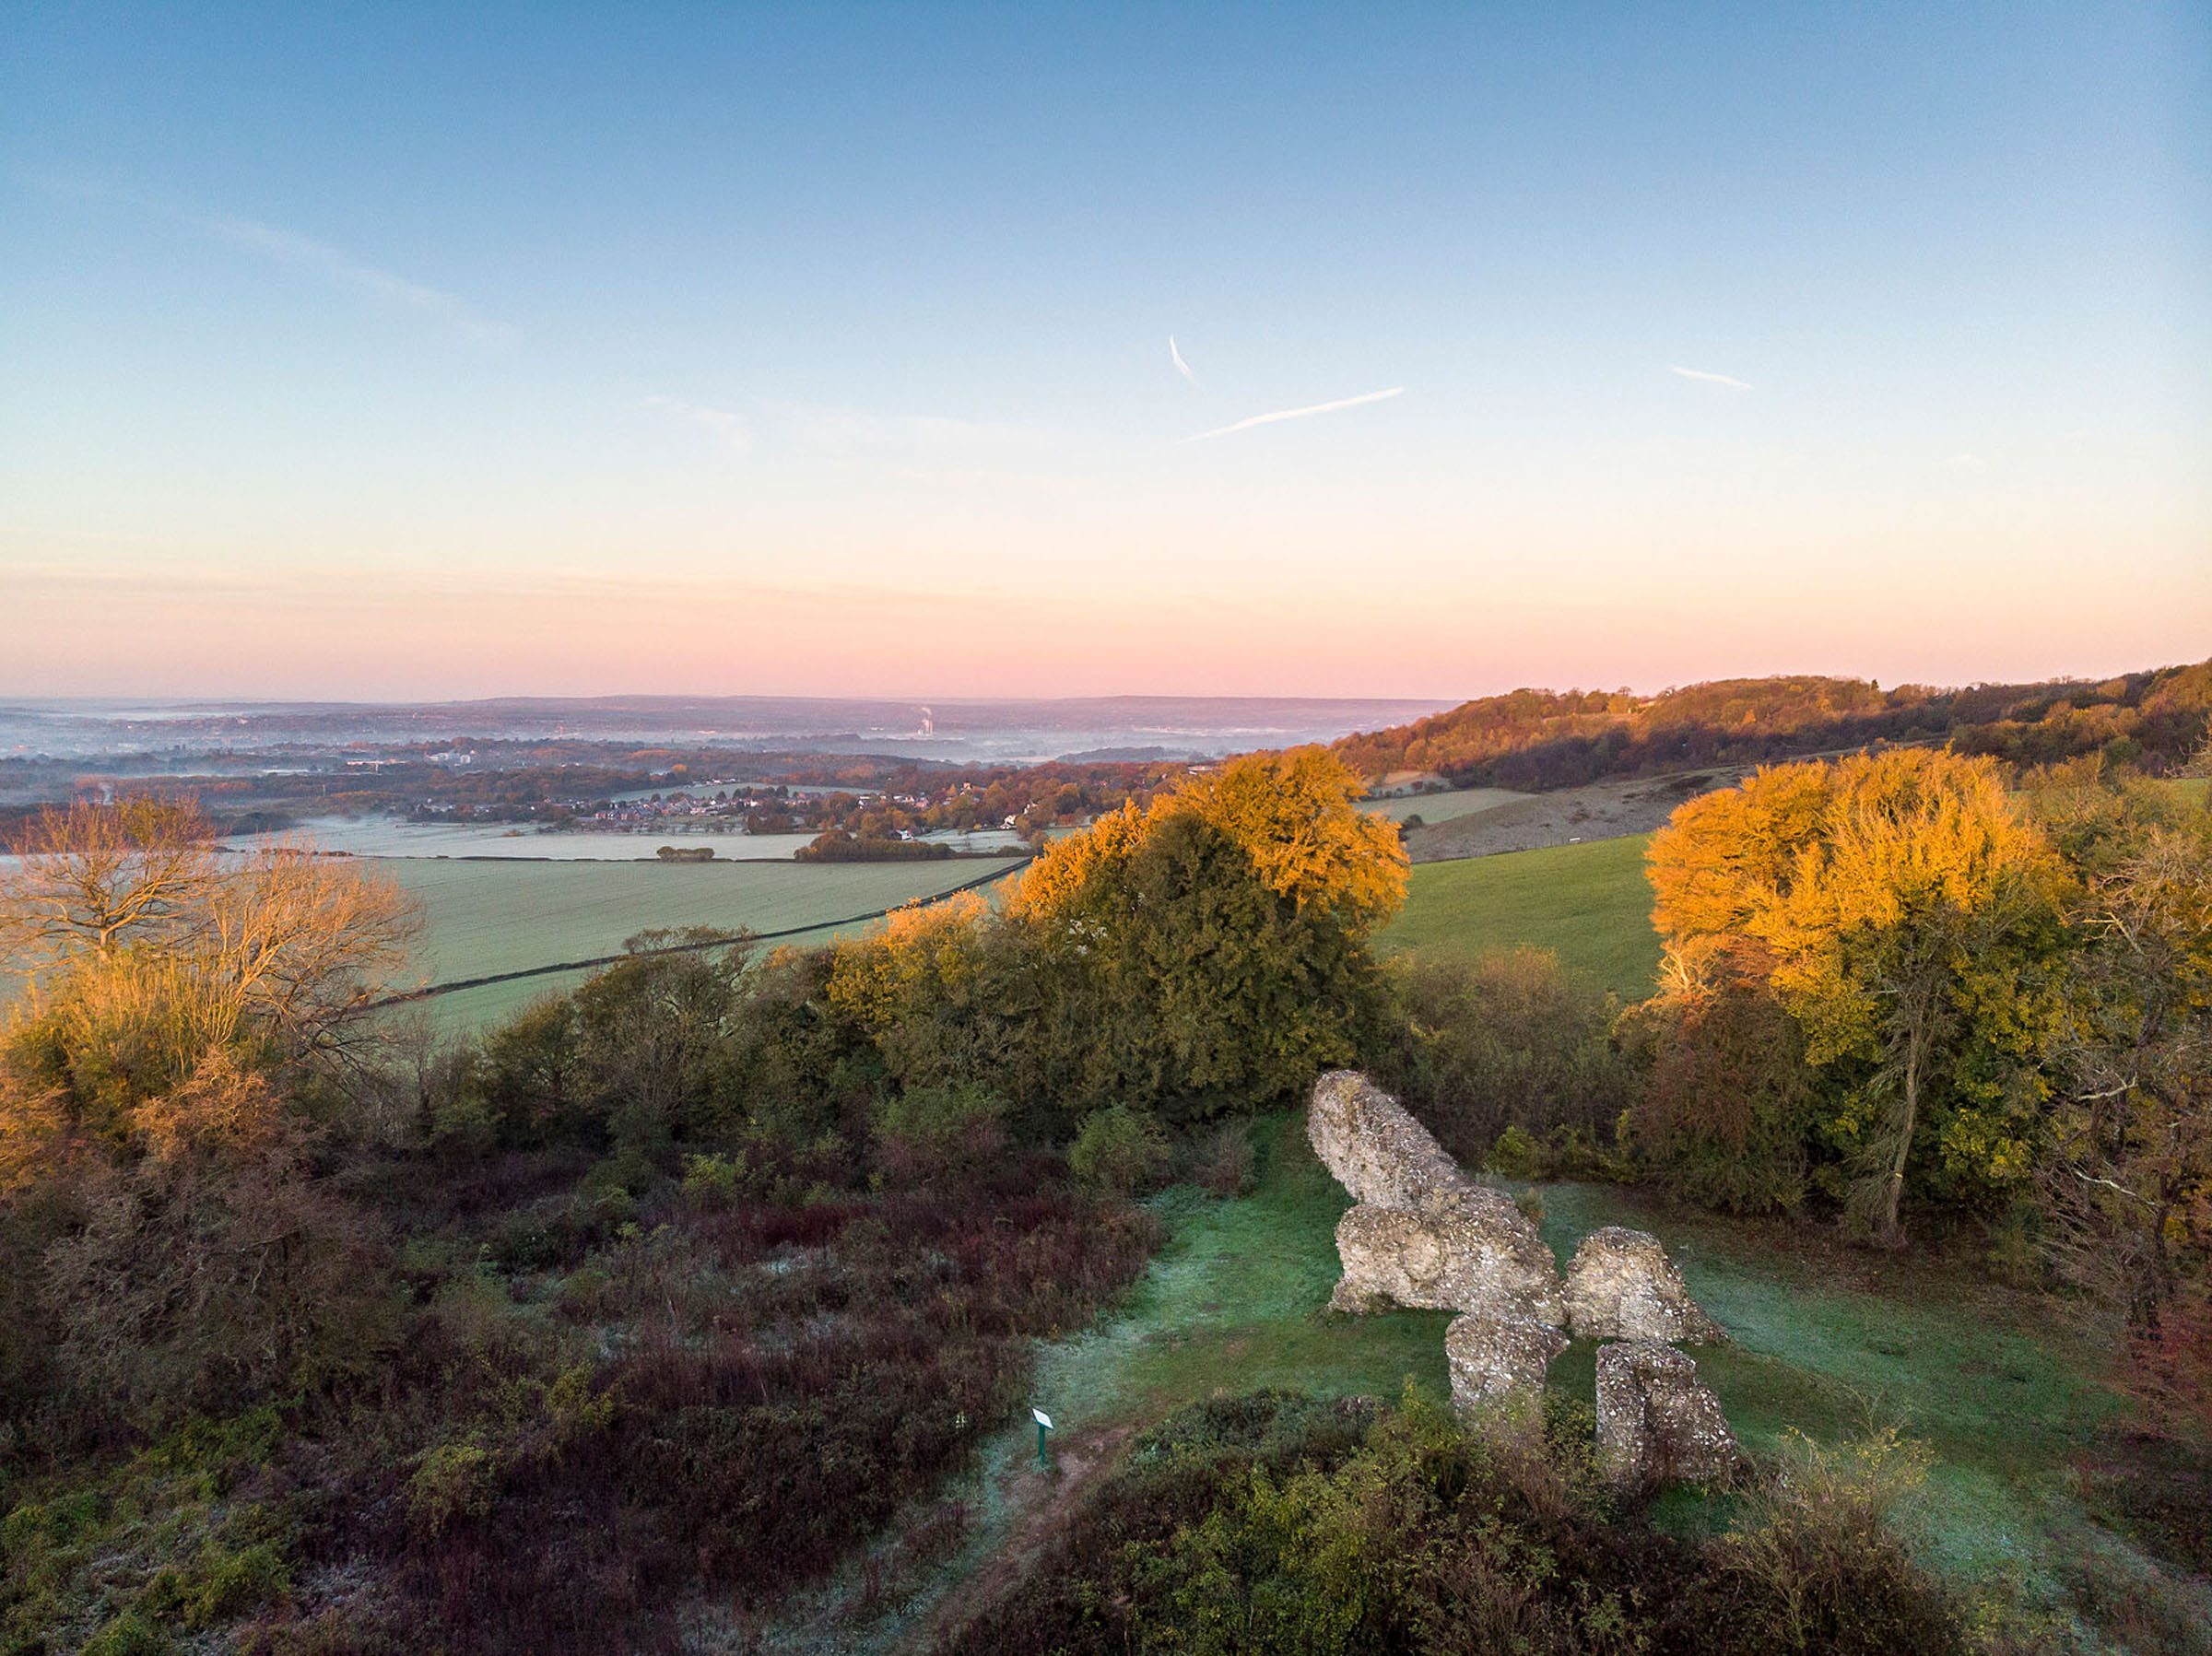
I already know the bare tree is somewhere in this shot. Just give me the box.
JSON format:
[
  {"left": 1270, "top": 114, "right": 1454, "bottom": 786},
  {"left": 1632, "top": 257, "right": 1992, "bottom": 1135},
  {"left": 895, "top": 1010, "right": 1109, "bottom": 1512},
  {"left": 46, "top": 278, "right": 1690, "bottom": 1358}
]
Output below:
[
  {"left": 1, "top": 796, "right": 420, "bottom": 1100},
  {"left": 0, "top": 796, "right": 218, "bottom": 966}
]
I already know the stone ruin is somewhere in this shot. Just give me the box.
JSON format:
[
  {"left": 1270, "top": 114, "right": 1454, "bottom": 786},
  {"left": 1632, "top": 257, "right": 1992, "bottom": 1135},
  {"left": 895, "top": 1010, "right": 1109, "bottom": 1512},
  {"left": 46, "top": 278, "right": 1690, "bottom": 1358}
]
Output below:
[
  {"left": 1307, "top": 1071, "right": 1740, "bottom": 1487},
  {"left": 1443, "top": 1309, "right": 1568, "bottom": 1431},
  {"left": 1307, "top": 1070, "right": 1564, "bottom": 1322},
  {"left": 1594, "top": 1341, "right": 1742, "bottom": 1487},
  {"left": 1563, "top": 1227, "right": 1728, "bottom": 1345}
]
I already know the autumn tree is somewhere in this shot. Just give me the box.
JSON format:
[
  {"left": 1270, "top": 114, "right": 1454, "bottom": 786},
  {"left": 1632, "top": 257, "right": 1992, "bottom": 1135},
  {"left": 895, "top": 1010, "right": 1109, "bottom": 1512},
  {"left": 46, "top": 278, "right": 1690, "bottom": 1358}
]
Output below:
[
  {"left": 2025, "top": 764, "right": 2212, "bottom": 1421},
  {"left": 822, "top": 747, "right": 1410, "bottom": 1124},
  {"left": 1648, "top": 751, "right": 2063, "bottom": 1244},
  {"left": 1014, "top": 746, "right": 1408, "bottom": 934}
]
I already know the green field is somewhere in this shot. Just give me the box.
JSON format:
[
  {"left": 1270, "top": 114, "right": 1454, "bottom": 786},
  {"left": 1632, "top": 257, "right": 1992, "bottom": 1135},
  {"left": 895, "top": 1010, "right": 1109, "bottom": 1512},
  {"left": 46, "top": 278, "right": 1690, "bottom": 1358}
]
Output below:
[
  {"left": 848, "top": 1117, "right": 2202, "bottom": 1652},
  {"left": 1365, "top": 786, "right": 1528, "bottom": 824},
  {"left": 1380, "top": 832, "right": 1662, "bottom": 999},
  {"left": 376, "top": 856, "right": 1017, "bottom": 1030}
]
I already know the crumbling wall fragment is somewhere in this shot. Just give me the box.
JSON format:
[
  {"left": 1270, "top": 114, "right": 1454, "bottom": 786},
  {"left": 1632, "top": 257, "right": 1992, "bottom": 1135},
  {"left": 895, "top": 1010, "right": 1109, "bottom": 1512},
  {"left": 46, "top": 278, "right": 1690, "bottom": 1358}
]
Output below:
[
  {"left": 1594, "top": 1339, "right": 1742, "bottom": 1488},
  {"left": 1563, "top": 1227, "right": 1726, "bottom": 1345},
  {"left": 1446, "top": 1309, "right": 1570, "bottom": 1427}
]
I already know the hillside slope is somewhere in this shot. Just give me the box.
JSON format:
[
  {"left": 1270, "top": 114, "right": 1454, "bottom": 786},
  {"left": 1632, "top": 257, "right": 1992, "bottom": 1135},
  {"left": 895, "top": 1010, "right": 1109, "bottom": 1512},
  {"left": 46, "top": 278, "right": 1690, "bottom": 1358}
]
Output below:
[{"left": 1335, "top": 661, "right": 2212, "bottom": 790}]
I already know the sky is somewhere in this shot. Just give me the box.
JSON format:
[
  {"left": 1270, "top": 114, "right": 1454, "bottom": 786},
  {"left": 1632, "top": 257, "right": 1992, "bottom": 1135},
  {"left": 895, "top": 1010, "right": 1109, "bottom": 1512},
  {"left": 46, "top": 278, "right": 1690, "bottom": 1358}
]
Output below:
[{"left": 3, "top": 1, "right": 2206, "bottom": 701}]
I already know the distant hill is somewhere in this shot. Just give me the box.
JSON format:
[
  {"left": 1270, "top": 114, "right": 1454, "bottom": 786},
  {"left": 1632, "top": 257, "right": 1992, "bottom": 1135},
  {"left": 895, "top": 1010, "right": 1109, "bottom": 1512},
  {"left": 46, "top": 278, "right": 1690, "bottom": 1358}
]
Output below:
[{"left": 1333, "top": 661, "right": 2212, "bottom": 791}]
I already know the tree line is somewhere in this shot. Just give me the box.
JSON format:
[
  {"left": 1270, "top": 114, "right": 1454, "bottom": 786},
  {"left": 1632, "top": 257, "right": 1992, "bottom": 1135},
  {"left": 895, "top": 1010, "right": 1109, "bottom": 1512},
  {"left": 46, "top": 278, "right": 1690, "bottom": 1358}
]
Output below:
[{"left": 1333, "top": 660, "right": 2212, "bottom": 791}]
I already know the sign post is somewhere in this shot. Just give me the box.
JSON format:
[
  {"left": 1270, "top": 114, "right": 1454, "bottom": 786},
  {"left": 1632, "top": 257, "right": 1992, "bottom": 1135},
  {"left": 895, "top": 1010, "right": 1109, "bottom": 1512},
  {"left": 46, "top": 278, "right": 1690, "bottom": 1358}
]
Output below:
[{"left": 1031, "top": 1406, "right": 1054, "bottom": 1468}]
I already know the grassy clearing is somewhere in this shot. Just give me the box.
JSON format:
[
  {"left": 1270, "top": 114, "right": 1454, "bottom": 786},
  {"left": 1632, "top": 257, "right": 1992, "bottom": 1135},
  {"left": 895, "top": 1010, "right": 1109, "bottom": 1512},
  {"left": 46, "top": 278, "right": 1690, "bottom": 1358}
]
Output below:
[
  {"left": 1364, "top": 786, "right": 1529, "bottom": 824},
  {"left": 893, "top": 1116, "right": 2201, "bottom": 1646},
  {"left": 1529, "top": 1186, "right": 2132, "bottom": 1591},
  {"left": 1381, "top": 833, "right": 1662, "bottom": 1000},
  {"left": 406, "top": 920, "right": 873, "bottom": 1031}
]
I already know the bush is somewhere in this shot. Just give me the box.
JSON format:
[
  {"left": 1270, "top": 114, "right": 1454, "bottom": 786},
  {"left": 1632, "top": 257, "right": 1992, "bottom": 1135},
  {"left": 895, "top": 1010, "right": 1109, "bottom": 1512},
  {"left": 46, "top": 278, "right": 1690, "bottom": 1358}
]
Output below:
[
  {"left": 872, "top": 1084, "right": 1008, "bottom": 1185},
  {"left": 1191, "top": 1120, "right": 1255, "bottom": 1197},
  {"left": 1699, "top": 1428, "right": 1963, "bottom": 1653},
  {"left": 181, "top": 1539, "right": 290, "bottom": 1629},
  {"left": 81, "top": 1613, "right": 170, "bottom": 1656},
  {"left": 678, "top": 1151, "right": 746, "bottom": 1211},
  {"left": 943, "top": 1391, "right": 1971, "bottom": 1656},
  {"left": 1068, "top": 1105, "right": 1170, "bottom": 1197},
  {"left": 1370, "top": 947, "right": 1637, "bottom": 1168},
  {"left": 406, "top": 1443, "right": 500, "bottom": 1538},
  {"left": 1618, "top": 980, "right": 1822, "bottom": 1215},
  {"left": 1486, "top": 1124, "right": 1542, "bottom": 1179}
]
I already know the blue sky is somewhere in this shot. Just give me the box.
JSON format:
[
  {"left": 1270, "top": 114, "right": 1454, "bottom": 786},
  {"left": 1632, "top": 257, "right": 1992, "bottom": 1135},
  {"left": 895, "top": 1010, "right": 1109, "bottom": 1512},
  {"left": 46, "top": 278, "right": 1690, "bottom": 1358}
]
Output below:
[{"left": 3, "top": 2, "right": 2206, "bottom": 699}]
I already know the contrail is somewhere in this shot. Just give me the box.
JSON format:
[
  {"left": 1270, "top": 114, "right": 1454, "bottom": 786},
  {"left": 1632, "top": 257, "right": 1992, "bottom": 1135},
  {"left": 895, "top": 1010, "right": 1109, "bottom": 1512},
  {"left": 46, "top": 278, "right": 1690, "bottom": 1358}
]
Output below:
[
  {"left": 1667, "top": 364, "right": 1752, "bottom": 391},
  {"left": 1170, "top": 335, "right": 1199, "bottom": 385},
  {"left": 1188, "top": 385, "right": 1403, "bottom": 441}
]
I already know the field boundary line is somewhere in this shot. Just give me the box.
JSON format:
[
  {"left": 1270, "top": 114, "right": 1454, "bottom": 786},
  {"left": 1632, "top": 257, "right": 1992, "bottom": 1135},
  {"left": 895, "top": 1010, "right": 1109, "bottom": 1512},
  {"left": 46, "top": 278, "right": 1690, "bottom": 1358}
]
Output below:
[{"left": 368, "top": 856, "right": 1033, "bottom": 1009}]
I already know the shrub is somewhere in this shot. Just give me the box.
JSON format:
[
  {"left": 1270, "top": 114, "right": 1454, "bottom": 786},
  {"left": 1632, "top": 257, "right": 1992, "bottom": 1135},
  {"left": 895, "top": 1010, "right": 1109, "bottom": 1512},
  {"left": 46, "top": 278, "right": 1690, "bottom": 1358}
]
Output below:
[
  {"left": 1370, "top": 947, "right": 1637, "bottom": 1167},
  {"left": 181, "top": 1539, "right": 290, "bottom": 1629},
  {"left": 872, "top": 1084, "right": 1008, "bottom": 1185},
  {"left": 406, "top": 1443, "right": 500, "bottom": 1538},
  {"left": 1068, "top": 1105, "right": 1170, "bottom": 1197},
  {"left": 1618, "top": 980, "right": 1822, "bottom": 1215},
  {"left": 80, "top": 1613, "right": 170, "bottom": 1656},
  {"left": 678, "top": 1151, "right": 745, "bottom": 1210},
  {"left": 941, "top": 1390, "right": 1971, "bottom": 1656},
  {"left": 1487, "top": 1124, "right": 1542, "bottom": 1179},
  {"left": 1191, "top": 1120, "right": 1255, "bottom": 1197},
  {"left": 1698, "top": 1427, "right": 1963, "bottom": 1653}
]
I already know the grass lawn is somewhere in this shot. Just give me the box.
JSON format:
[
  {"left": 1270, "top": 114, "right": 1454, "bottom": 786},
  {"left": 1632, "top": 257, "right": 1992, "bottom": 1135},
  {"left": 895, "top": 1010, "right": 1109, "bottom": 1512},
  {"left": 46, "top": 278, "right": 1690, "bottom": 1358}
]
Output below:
[
  {"left": 403, "top": 918, "right": 873, "bottom": 1032},
  {"left": 1380, "top": 833, "right": 1663, "bottom": 1000}
]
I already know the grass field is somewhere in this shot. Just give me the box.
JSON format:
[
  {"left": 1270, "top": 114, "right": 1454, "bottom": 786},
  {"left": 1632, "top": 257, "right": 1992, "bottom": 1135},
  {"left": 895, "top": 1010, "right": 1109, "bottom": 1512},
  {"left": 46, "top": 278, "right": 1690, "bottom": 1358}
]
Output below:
[
  {"left": 376, "top": 856, "right": 1018, "bottom": 1030},
  {"left": 1365, "top": 786, "right": 1528, "bottom": 824},
  {"left": 1380, "top": 832, "right": 1662, "bottom": 999},
  {"left": 849, "top": 1116, "right": 2204, "bottom": 1652}
]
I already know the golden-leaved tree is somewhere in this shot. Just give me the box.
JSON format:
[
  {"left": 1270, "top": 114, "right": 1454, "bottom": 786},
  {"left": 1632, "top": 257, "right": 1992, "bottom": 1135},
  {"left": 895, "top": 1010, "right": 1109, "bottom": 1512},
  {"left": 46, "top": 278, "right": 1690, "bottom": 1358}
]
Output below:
[
  {"left": 1014, "top": 746, "right": 1408, "bottom": 934},
  {"left": 830, "top": 746, "right": 1410, "bottom": 1123},
  {"left": 1648, "top": 750, "right": 2064, "bottom": 1244}
]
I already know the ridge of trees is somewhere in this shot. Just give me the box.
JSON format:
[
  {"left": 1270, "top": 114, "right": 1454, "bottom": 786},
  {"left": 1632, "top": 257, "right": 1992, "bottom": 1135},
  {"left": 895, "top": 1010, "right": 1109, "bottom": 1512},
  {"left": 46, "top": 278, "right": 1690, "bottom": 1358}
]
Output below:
[{"left": 1332, "top": 659, "right": 2212, "bottom": 790}]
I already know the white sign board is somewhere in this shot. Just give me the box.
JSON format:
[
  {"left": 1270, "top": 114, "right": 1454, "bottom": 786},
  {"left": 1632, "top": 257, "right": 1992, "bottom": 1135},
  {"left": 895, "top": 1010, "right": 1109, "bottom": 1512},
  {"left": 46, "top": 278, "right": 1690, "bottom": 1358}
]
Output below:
[{"left": 1032, "top": 1408, "right": 1054, "bottom": 1430}]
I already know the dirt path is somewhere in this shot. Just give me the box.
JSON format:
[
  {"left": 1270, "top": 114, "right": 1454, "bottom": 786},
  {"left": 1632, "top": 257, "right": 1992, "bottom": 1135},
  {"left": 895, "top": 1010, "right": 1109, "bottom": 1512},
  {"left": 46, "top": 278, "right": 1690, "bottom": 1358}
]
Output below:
[{"left": 909, "top": 1422, "right": 1136, "bottom": 1651}]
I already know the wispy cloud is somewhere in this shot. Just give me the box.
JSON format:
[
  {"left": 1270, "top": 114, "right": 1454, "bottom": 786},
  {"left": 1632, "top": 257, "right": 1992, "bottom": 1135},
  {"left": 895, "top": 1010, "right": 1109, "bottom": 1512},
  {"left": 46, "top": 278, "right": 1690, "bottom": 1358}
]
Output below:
[
  {"left": 640, "top": 395, "right": 753, "bottom": 452},
  {"left": 192, "top": 211, "right": 516, "bottom": 346},
  {"left": 1943, "top": 452, "right": 1986, "bottom": 470},
  {"left": 1188, "top": 386, "right": 1404, "bottom": 442},
  {"left": 22, "top": 174, "right": 514, "bottom": 347},
  {"left": 1667, "top": 363, "right": 1752, "bottom": 391},
  {"left": 1169, "top": 335, "right": 1199, "bottom": 386}
]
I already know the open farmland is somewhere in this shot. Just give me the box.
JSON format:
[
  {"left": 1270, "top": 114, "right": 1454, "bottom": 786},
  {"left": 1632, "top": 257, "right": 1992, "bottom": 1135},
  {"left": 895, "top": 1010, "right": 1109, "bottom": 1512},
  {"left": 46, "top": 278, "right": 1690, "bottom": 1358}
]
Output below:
[
  {"left": 1379, "top": 832, "right": 1661, "bottom": 999},
  {"left": 376, "top": 855, "right": 1018, "bottom": 1028}
]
